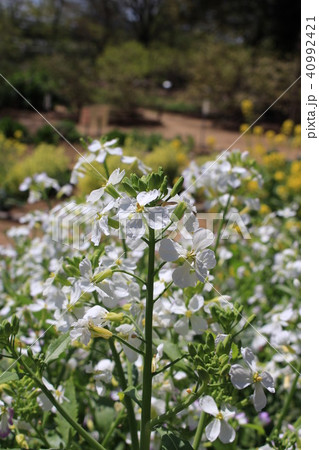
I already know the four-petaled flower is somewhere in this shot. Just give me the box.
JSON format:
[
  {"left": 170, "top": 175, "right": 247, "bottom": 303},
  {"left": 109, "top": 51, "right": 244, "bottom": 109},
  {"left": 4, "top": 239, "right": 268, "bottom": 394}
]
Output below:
[
  {"left": 229, "top": 347, "right": 275, "bottom": 411},
  {"left": 199, "top": 395, "right": 236, "bottom": 444},
  {"left": 159, "top": 228, "right": 216, "bottom": 287}
]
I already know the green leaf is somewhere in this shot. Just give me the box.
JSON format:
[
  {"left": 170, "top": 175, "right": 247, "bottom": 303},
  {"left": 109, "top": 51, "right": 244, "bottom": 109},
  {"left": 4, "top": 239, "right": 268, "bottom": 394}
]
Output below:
[
  {"left": 45, "top": 333, "right": 71, "bottom": 364},
  {"left": 55, "top": 378, "right": 78, "bottom": 444},
  {"left": 124, "top": 386, "right": 142, "bottom": 407},
  {"left": 231, "top": 342, "right": 239, "bottom": 360},
  {"left": 159, "top": 430, "right": 194, "bottom": 449},
  {"left": 95, "top": 406, "right": 115, "bottom": 431},
  {"left": 0, "top": 371, "right": 18, "bottom": 383},
  {"left": 241, "top": 423, "right": 265, "bottom": 436}
]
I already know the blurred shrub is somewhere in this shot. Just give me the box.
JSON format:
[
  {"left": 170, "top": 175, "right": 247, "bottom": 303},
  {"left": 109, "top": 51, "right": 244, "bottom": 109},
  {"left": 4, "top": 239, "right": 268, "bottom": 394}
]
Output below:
[
  {"left": 187, "top": 39, "right": 300, "bottom": 121},
  {"left": 97, "top": 41, "right": 150, "bottom": 110},
  {"left": 0, "top": 134, "right": 28, "bottom": 187},
  {"left": 5, "top": 144, "right": 70, "bottom": 196},
  {"left": 0, "top": 117, "right": 28, "bottom": 139},
  {"left": 34, "top": 125, "right": 59, "bottom": 145},
  {"left": 57, "top": 120, "right": 81, "bottom": 143},
  {"left": 144, "top": 139, "right": 189, "bottom": 182}
]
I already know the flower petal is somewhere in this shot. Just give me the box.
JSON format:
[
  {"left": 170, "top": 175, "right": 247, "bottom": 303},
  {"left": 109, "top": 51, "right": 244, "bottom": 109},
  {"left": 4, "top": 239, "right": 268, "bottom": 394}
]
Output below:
[
  {"left": 241, "top": 347, "right": 257, "bottom": 372},
  {"left": 199, "top": 395, "right": 219, "bottom": 416},
  {"left": 190, "top": 315, "right": 207, "bottom": 334},
  {"left": 159, "top": 239, "right": 180, "bottom": 262},
  {"left": 229, "top": 364, "right": 252, "bottom": 389},
  {"left": 253, "top": 382, "right": 267, "bottom": 411},
  {"left": 219, "top": 420, "right": 236, "bottom": 444},
  {"left": 205, "top": 419, "right": 221, "bottom": 442},
  {"left": 172, "top": 263, "right": 197, "bottom": 288},
  {"left": 193, "top": 228, "right": 215, "bottom": 252},
  {"left": 87, "top": 187, "right": 105, "bottom": 203},
  {"left": 261, "top": 372, "right": 275, "bottom": 393},
  {"left": 136, "top": 189, "right": 159, "bottom": 206}
]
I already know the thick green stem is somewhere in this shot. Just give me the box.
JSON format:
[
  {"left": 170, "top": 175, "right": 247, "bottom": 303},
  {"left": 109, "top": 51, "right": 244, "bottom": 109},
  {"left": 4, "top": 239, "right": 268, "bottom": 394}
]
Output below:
[
  {"left": 192, "top": 411, "right": 206, "bottom": 450},
  {"left": 21, "top": 358, "right": 105, "bottom": 450},
  {"left": 140, "top": 227, "right": 155, "bottom": 450},
  {"left": 109, "top": 339, "right": 139, "bottom": 450}
]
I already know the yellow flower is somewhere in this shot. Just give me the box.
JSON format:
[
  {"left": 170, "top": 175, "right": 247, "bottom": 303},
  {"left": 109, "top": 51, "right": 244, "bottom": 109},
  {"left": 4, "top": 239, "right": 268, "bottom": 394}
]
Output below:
[
  {"left": 290, "top": 160, "right": 301, "bottom": 174},
  {"left": 253, "top": 125, "right": 263, "bottom": 136},
  {"left": 260, "top": 204, "right": 271, "bottom": 215},
  {"left": 274, "top": 171, "right": 285, "bottom": 181},
  {"left": 292, "top": 136, "right": 301, "bottom": 148},
  {"left": 263, "top": 152, "right": 286, "bottom": 169},
  {"left": 176, "top": 152, "right": 187, "bottom": 166},
  {"left": 14, "top": 129, "right": 23, "bottom": 139},
  {"left": 171, "top": 139, "right": 182, "bottom": 149},
  {"left": 247, "top": 180, "right": 259, "bottom": 192},
  {"left": 265, "top": 130, "right": 275, "bottom": 140},
  {"left": 240, "top": 123, "right": 249, "bottom": 134},
  {"left": 206, "top": 136, "right": 216, "bottom": 149},
  {"left": 281, "top": 119, "right": 294, "bottom": 136},
  {"left": 274, "top": 133, "right": 287, "bottom": 145},
  {"left": 253, "top": 144, "right": 266, "bottom": 155},
  {"left": 241, "top": 99, "right": 253, "bottom": 117},
  {"left": 287, "top": 175, "right": 301, "bottom": 192},
  {"left": 276, "top": 185, "right": 289, "bottom": 199},
  {"left": 294, "top": 124, "right": 301, "bottom": 136}
]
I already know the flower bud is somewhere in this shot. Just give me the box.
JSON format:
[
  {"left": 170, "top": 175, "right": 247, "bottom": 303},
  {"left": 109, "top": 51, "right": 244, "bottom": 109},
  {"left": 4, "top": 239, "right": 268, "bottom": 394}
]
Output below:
[
  {"left": 105, "top": 312, "right": 124, "bottom": 322},
  {"left": 170, "top": 176, "right": 184, "bottom": 197},
  {"left": 91, "top": 268, "right": 113, "bottom": 283},
  {"left": 89, "top": 324, "right": 113, "bottom": 340},
  {"left": 172, "top": 201, "right": 187, "bottom": 220},
  {"left": 105, "top": 185, "right": 120, "bottom": 199}
]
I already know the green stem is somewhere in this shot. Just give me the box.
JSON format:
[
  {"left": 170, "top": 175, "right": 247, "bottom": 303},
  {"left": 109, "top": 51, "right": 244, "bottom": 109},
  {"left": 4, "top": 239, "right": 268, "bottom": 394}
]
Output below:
[
  {"left": 152, "top": 354, "right": 188, "bottom": 377},
  {"left": 214, "top": 192, "right": 232, "bottom": 254},
  {"left": 101, "top": 408, "right": 126, "bottom": 447},
  {"left": 113, "top": 334, "right": 145, "bottom": 356},
  {"left": 109, "top": 339, "right": 139, "bottom": 450},
  {"left": 103, "top": 157, "right": 110, "bottom": 178},
  {"left": 112, "top": 269, "right": 147, "bottom": 286},
  {"left": 272, "top": 362, "right": 301, "bottom": 436},
  {"left": 193, "top": 411, "right": 206, "bottom": 450},
  {"left": 21, "top": 358, "right": 105, "bottom": 450},
  {"left": 154, "top": 281, "right": 173, "bottom": 303},
  {"left": 150, "top": 383, "right": 206, "bottom": 429},
  {"left": 140, "top": 227, "right": 155, "bottom": 450}
]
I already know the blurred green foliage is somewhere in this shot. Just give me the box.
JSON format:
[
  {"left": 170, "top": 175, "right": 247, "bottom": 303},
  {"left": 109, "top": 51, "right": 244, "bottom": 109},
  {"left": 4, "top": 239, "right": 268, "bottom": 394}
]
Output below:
[{"left": 0, "top": 0, "right": 300, "bottom": 122}]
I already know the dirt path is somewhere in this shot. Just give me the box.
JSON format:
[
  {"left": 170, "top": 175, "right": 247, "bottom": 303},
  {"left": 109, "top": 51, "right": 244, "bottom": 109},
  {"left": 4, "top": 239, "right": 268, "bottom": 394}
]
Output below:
[{"left": 0, "top": 108, "right": 300, "bottom": 246}]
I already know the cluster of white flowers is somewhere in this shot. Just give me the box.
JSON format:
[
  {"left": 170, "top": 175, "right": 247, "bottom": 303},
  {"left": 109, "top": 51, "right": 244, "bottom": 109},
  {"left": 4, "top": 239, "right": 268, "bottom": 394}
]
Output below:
[{"left": 0, "top": 142, "right": 300, "bottom": 449}]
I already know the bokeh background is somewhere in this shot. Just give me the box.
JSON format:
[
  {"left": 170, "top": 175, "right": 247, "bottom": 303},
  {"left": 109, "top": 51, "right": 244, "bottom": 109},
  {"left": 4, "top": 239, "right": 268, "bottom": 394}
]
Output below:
[{"left": 0, "top": 0, "right": 301, "bottom": 241}]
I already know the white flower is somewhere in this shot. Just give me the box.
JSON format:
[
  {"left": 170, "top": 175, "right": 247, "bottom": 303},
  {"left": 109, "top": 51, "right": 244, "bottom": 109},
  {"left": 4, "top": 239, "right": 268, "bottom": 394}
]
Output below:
[
  {"left": 38, "top": 377, "right": 69, "bottom": 412},
  {"left": 229, "top": 347, "right": 275, "bottom": 411},
  {"left": 159, "top": 228, "right": 216, "bottom": 288},
  {"left": 88, "top": 139, "right": 122, "bottom": 163},
  {"left": 70, "top": 305, "right": 109, "bottom": 345},
  {"left": 85, "top": 359, "right": 114, "bottom": 396},
  {"left": 199, "top": 395, "right": 236, "bottom": 444},
  {"left": 87, "top": 168, "right": 125, "bottom": 203},
  {"left": 121, "top": 155, "right": 151, "bottom": 174},
  {"left": 118, "top": 190, "right": 170, "bottom": 240},
  {"left": 115, "top": 324, "right": 141, "bottom": 362},
  {"left": 0, "top": 400, "right": 13, "bottom": 439},
  {"left": 171, "top": 295, "right": 207, "bottom": 335}
]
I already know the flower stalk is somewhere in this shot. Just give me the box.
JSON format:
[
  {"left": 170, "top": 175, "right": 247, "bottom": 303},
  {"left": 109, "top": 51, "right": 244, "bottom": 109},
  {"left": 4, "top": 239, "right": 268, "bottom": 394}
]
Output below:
[{"left": 140, "top": 226, "right": 155, "bottom": 450}]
